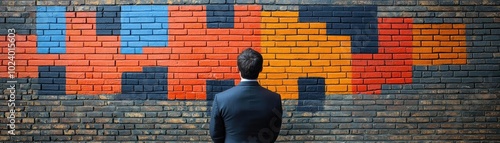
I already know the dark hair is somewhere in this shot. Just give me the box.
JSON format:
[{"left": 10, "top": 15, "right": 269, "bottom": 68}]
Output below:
[{"left": 237, "top": 48, "right": 263, "bottom": 79}]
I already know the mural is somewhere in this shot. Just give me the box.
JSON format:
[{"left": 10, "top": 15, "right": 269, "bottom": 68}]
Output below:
[{"left": 0, "top": 5, "right": 467, "bottom": 100}]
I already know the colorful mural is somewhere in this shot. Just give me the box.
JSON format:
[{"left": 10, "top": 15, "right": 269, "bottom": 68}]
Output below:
[{"left": 0, "top": 5, "right": 467, "bottom": 100}]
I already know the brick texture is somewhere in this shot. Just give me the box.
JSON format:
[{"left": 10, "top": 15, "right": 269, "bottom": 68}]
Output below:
[
  {"left": 0, "top": 0, "right": 499, "bottom": 142},
  {"left": 0, "top": 94, "right": 498, "bottom": 142}
]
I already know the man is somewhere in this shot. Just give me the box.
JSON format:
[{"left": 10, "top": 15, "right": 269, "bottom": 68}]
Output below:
[{"left": 210, "top": 48, "right": 283, "bottom": 143}]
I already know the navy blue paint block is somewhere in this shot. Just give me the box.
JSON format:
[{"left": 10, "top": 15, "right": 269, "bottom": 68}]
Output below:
[
  {"left": 206, "top": 79, "right": 235, "bottom": 100},
  {"left": 298, "top": 77, "right": 325, "bottom": 112},
  {"left": 206, "top": 5, "right": 234, "bottom": 28},
  {"left": 147, "top": 94, "right": 166, "bottom": 100},
  {"left": 96, "top": 6, "right": 121, "bottom": 35},
  {"left": 298, "top": 6, "right": 379, "bottom": 54},
  {"left": 117, "top": 66, "right": 168, "bottom": 100},
  {"left": 37, "top": 66, "right": 66, "bottom": 95},
  {"left": 206, "top": 79, "right": 235, "bottom": 116}
]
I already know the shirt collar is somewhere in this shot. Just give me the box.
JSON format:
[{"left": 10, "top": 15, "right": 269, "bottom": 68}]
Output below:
[{"left": 241, "top": 78, "right": 258, "bottom": 82}]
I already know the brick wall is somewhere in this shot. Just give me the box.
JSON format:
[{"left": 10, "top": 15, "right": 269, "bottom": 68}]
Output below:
[{"left": 1, "top": 0, "right": 499, "bottom": 142}]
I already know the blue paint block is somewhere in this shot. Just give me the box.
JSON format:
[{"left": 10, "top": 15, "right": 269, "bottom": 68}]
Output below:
[
  {"left": 131, "top": 30, "right": 152, "bottom": 35},
  {"left": 120, "top": 48, "right": 136, "bottom": 54},
  {"left": 38, "top": 78, "right": 54, "bottom": 84},
  {"left": 42, "top": 84, "right": 60, "bottom": 90},
  {"left": 134, "top": 85, "right": 144, "bottom": 92},
  {"left": 147, "top": 94, "right": 167, "bottom": 100},
  {"left": 119, "top": 66, "right": 168, "bottom": 100},
  {"left": 298, "top": 77, "right": 325, "bottom": 112},
  {"left": 298, "top": 6, "right": 379, "bottom": 54},
  {"left": 122, "top": 85, "right": 134, "bottom": 92},
  {"left": 139, "top": 79, "right": 158, "bottom": 85},
  {"left": 120, "top": 5, "right": 168, "bottom": 54},
  {"left": 40, "top": 72, "right": 60, "bottom": 78},
  {"left": 121, "top": 24, "right": 141, "bottom": 29},
  {"left": 50, "top": 48, "right": 66, "bottom": 54},
  {"left": 37, "top": 6, "right": 66, "bottom": 54},
  {"left": 207, "top": 5, "right": 234, "bottom": 28},
  {"left": 153, "top": 29, "right": 167, "bottom": 35},
  {"left": 154, "top": 85, "right": 165, "bottom": 91},
  {"left": 37, "top": 66, "right": 66, "bottom": 95},
  {"left": 146, "top": 73, "right": 155, "bottom": 79},
  {"left": 206, "top": 80, "right": 235, "bottom": 100},
  {"left": 97, "top": 6, "right": 121, "bottom": 36},
  {"left": 144, "top": 86, "right": 154, "bottom": 92},
  {"left": 38, "top": 66, "right": 50, "bottom": 72}
]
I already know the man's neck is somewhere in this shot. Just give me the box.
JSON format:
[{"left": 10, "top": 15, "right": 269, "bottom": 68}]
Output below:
[{"left": 241, "top": 78, "right": 258, "bottom": 82}]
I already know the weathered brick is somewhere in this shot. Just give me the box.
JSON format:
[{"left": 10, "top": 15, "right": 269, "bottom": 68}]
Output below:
[
  {"left": 165, "top": 118, "right": 186, "bottom": 124},
  {"left": 340, "top": 106, "right": 363, "bottom": 110},
  {"left": 407, "top": 117, "right": 430, "bottom": 123},
  {"left": 116, "top": 106, "right": 141, "bottom": 112},
  {"left": 376, "top": 111, "right": 400, "bottom": 117},
  {"left": 116, "top": 136, "right": 138, "bottom": 141},
  {"left": 167, "top": 130, "right": 187, "bottom": 135},
  {"left": 114, "top": 118, "right": 142, "bottom": 123},
  {"left": 94, "top": 136, "right": 115, "bottom": 141},
  {"left": 339, "top": 123, "right": 372, "bottom": 129},
  {"left": 124, "top": 112, "right": 145, "bottom": 117},
  {"left": 72, "top": 136, "right": 92, "bottom": 141},
  {"left": 75, "top": 106, "right": 94, "bottom": 111},
  {"left": 84, "top": 100, "right": 105, "bottom": 106}
]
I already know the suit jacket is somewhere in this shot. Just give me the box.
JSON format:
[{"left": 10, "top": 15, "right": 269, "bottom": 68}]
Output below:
[{"left": 210, "top": 81, "right": 283, "bottom": 143}]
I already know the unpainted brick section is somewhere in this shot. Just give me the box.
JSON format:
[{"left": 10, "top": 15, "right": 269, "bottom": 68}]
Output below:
[{"left": 0, "top": 94, "right": 498, "bottom": 142}]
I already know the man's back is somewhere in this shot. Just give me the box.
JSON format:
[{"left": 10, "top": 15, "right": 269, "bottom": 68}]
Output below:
[{"left": 210, "top": 81, "right": 283, "bottom": 143}]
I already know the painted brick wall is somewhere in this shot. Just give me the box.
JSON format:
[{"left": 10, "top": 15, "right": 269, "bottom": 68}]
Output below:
[{"left": 0, "top": 0, "right": 499, "bottom": 142}]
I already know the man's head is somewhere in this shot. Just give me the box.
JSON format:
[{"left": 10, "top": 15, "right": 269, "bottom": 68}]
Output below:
[{"left": 237, "top": 48, "right": 263, "bottom": 79}]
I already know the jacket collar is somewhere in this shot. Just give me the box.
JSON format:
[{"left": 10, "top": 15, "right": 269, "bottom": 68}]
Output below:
[{"left": 238, "top": 80, "right": 260, "bottom": 86}]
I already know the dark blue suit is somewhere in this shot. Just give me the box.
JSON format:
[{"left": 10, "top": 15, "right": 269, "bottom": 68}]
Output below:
[{"left": 210, "top": 81, "right": 283, "bottom": 143}]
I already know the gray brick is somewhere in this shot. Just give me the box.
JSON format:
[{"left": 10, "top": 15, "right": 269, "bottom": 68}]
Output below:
[
  {"left": 236, "top": 0, "right": 254, "bottom": 3},
  {"left": 87, "top": 112, "right": 102, "bottom": 117},
  {"left": 472, "top": 41, "right": 491, "bottom": 46},
  {"left": 84, "top": 100, "right": 105, "bottom": 106},
  {"left": 341, "top": 106, "right": 363, "bottom": 110},
  {"left": 94, "top": 106, "right": 115, "bottom": 111},
  {"left": 262, "top": 5, "right": 289, "bottom": 10},
  {"left": 352, "top": 111, "right": 376, "bottom": 117},
  {"left": 275, "top": 0, "right": 299, "bottom": 4},
  {"left": 418, "top": 0, "right": 438, "bottom": 5},
  {"left": 94, "top": 136, "right": 115, "bottom": 141},
  {"left": 423, "top": 18, "right": 443, "bottom": 23},
  {"left": 116, "top": 106, "right": 140, "bottom": 111},
  {"left": 330, "top": 117, "right": 352, "bottom": 123},
  {"left": 61, "top": 101, "right": 83, "bottom": 106},
  {"left": 114, "top": 118, "right": 142, "bottom": 123},
  {"left": 34, "top": 101, "right": 60, "bottom": 106},
  {"left": 416, "top": 12, "right": 435, "bottom": 17},
  {"left": 353, "top": 118, "right": 372, "bottom": 122},
  {"left": 167, "top": 130, "right": 186, "bottom": 135},
  {"left": 331, "top": 111, "right": 351, "bottom": 117},
  {"left": 473, "top": 29, "right": 491, "bottom": 35},
  {"left": 107, "top": 101, "right": 134, "bottom": 106},
  {"left": 116, "top": 136, "right": 137, "bottom": 141},
  {"left": 75, "top": 106, "right": 93, "bottom": 111},
  {"left": 141, "top": 106, "right": 163, "bottom": 111},
  {"left": 339, "top": 123, "right": 372, "bottom": 129},
  {"left": 28, "top": 112, "right": 49, "bottom": 118},
  {"left": 469, "top": 71, "right": 500, "bottom": 77},
  {"left": 363, "top": 105, "right": 386, "bottom": 111},
  {"left": 50, "top": 112, "right": 64, "bottom": 117}
]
